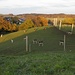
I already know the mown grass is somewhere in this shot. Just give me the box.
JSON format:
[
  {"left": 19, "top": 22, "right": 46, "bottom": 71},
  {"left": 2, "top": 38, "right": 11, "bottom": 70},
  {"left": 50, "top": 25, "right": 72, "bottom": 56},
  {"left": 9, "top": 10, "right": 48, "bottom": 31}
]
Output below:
[
  {"left": 0, "top": 26, "right": 66, "bottom": 56},
  {"left": 0, "top": 26, "right": 75, "bottom": 56},
  {"left": 0, "top": 52, "right": 75, "bottom": 75},
  {"left": 57, "top": 25, "right": 75, "bottom": 34},
  {"left": 0, "top": 26, "right": 75, "bottom": 75}
]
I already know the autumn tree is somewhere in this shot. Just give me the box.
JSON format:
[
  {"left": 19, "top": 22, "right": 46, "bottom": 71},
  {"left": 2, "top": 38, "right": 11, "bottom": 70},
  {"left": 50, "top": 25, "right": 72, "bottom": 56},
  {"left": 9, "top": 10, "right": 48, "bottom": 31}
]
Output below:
[
  {"left": 62, "top": 18, "right": 75, "bottom": 25},
  {"left": 32, "top": 16, "right": 40, "bottom": 27},
  {"left": 0, "top": 16, "right": 18, "bottom": 33},
  {"left": 37, "top": 16, "right": 48, "bottom": 26},
  {"left": 32, "top": 16, "right": 48, "bottom": 27},
  {"left": 0, "top": 16, "right": 3, "bottom": 30},
  {"left": 19, "top": 19, "right": 35, "bottom": 30},
  {"left": 11, "top": 24, "right": 18, "bottom": 31},
  {"left": 0, "top": 17, "right": 12, "bottom": 32}
]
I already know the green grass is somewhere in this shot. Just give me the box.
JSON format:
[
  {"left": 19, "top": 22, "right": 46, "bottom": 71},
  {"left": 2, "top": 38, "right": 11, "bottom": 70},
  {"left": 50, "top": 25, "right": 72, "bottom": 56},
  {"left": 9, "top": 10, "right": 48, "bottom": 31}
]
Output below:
[
  {"left": 0, "top": 26, "right": 67, "bottom": 56},
  {"left": 0, "top": 26, "right": 75, "bottom": 75},
  {"left": 0, "top": 52, "right": 75, "bottom": 75},
  {"left": 0, "top": 26, "right": 75, "bottom": 56},
  {"left": 56, "top": 25, "right": 75, "bottom": 34}
]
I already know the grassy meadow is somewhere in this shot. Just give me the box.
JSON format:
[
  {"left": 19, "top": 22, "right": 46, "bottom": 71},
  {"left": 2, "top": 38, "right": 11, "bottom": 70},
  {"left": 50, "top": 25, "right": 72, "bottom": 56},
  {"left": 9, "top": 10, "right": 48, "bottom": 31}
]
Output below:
[
  {"left": 57, "top": 24, "right": 75, "bottom": 34},
  {"left": 0, "top": 26, "right": 75, "bottom": 75}
]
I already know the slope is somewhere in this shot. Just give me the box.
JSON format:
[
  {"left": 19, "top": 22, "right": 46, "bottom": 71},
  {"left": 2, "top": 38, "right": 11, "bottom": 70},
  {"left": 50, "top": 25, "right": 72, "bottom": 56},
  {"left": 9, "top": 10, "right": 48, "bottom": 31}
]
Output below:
[{"left": 0, "top": 26, "right": 75, "bottom": 56}]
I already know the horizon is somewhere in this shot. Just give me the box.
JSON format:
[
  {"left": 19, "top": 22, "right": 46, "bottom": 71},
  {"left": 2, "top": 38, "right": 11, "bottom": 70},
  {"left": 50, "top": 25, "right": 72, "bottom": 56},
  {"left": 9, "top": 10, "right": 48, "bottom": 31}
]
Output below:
[
  {"left": 0, "top": 0, "right": 75, "bottom": 15},
  {"left": 0, "top": 13, "right": 75, "bottom": 15}
]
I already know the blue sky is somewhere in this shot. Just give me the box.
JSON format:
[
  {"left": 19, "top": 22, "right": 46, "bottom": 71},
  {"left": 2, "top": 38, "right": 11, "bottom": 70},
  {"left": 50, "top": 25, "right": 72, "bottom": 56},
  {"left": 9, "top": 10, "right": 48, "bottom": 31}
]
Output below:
[{"left": 0, "top": 0, "right": 75, "bottom": 14}]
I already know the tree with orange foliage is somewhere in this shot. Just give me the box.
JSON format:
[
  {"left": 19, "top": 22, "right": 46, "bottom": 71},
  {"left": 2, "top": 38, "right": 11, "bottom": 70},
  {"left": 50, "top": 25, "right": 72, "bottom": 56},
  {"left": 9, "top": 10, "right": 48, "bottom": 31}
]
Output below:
[
  {"left": 0, "top": 16, "right": 12, "bottom": 32},
  {"left": 11, "top": 24, "right": 18, "bottom": 31},
  {"left": 37, "top": 16, "right": 48, "bottom": 26},
  {"left": 32, "top": 16, "right": 48, "bottom": 27}
]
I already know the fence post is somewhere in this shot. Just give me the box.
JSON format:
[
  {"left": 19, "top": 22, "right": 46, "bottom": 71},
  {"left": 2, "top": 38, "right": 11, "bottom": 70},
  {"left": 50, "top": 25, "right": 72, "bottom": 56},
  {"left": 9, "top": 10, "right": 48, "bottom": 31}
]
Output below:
[{"left": 26, "top": 36, "right": 28, "bottom": 52}]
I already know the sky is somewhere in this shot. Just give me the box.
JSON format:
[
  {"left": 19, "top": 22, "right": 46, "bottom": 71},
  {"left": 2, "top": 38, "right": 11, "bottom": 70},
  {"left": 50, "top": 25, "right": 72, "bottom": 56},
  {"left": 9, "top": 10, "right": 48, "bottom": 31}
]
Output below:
[{"left": 0, "top": 0, "right": 75, "bottom": 15}]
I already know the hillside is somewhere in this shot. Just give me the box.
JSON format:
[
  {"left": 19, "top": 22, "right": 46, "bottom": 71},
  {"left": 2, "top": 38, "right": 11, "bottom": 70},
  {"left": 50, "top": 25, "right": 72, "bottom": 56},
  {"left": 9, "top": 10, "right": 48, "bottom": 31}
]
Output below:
[
  {"left": 0, "top": 26, "right": 75, "bottom": 56},
  {"left": 0, "top": 26, "right": 75, "bottom": 75}
]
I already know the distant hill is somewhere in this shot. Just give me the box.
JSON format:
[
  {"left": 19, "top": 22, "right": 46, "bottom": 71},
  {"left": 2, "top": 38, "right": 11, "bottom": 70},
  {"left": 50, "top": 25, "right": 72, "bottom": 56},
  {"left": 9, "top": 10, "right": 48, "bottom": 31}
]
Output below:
[
  {"left": 1, "top": 13, "right": 75, "bottom": 19},
  {"left": 18, "top": 13, "right": 75, "bottom": 18}
]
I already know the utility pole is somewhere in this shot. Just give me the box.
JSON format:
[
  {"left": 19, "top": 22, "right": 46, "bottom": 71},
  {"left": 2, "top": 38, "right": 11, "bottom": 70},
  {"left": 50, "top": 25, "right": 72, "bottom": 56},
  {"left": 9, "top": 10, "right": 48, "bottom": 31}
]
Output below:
[
  {"left": 54, "top": 18, "right": 57, "bottom": 26},
  {"left": 59, "top": 20, "right": 62, "bottom": 30},
  {"left": 64, "top": 35, "right": 66, "bottom": 51},
  {"left": 71, "top": 24, "right": 74, "bottom": 32},
  {"left": 56, "top": 18, "right": 57, "bottom": 26},
  {"left": 54, "top": 18, "right": 56, "bottom": 26}
]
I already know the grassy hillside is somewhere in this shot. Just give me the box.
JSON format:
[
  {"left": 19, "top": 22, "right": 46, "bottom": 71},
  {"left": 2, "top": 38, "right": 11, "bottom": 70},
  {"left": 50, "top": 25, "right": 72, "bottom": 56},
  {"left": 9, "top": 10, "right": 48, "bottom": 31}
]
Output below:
[
  {"left": 0, "top": 26, "right": 66, "bottom": 56},
  {"left": 0, "top": 26, "right": 75, "bottom": 55},
  {"left": 0, "top": 26, "right": 75, "bottom": 75},
  {"left": 56, "top": 25, "right": 75, "bottom": 34}
]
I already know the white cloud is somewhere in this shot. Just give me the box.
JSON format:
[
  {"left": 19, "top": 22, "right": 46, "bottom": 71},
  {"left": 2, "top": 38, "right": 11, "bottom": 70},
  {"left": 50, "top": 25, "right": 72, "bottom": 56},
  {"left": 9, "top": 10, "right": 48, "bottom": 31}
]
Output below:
[
  {"left": 0, "top": 0, "right": 75, "bottom": 14},
  {"left": 0, "top": 0, "right": 75, "bottom": 8},
  {"left": 0, "top": 0, "right": 45, "bottom": 8}
]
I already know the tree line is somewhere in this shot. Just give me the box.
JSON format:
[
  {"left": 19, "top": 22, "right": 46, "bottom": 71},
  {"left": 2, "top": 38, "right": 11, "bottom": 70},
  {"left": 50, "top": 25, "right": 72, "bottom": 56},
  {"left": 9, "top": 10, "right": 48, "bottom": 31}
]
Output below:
[
  {"left": 0, "top": 16, "right": 48, "bottom": 34},
  {"left": 0, "top": 14, "right": 75, "bottom": 34}
]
